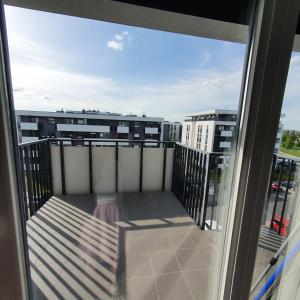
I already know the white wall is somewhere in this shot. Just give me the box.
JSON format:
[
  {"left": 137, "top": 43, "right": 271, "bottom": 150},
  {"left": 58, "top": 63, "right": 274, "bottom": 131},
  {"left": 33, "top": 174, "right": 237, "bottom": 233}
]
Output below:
[
  {"left": 194, "top": 121, "right": 215, "bottom": 151},
  {"left": 181, "top": 121, "right": 194, "bottom": 146},
  {"left": 51, "top": 145, "right": 174, "bottom": 194}
]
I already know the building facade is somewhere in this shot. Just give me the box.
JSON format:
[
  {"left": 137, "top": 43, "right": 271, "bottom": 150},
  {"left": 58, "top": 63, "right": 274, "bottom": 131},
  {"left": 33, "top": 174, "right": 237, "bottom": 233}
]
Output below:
[
  {"left": 274, "top": 114, "right": 285, "bottom": 153},
  {"left": 181, "top": 110, "right": 237, "bottom": 152},
  {"left": 16, "top": 110, "right": 165, "bottom": 144},
  {"left": 182, "top": 110, "right": 285, "bottom": 154},
  {"left": 163, "top": 121, "right": 182, "bottom": 142}
]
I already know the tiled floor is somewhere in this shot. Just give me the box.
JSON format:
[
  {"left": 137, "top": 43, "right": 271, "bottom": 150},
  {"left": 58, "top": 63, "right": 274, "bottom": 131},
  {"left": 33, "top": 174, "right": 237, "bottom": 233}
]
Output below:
[{"left": 27, "top": 191, "right": 221, "bottom": 300}]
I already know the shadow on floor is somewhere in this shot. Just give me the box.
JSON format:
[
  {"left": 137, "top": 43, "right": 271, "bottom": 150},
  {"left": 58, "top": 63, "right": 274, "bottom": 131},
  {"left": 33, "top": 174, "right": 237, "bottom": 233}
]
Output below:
[{"left": 27, "top": 191, "right": 221, "bottom": 300}]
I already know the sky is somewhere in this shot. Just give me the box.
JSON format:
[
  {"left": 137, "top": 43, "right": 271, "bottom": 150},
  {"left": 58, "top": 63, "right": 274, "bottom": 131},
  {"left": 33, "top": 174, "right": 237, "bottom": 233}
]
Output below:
[{"left": 4, "top": 6, "right": 300, "bottom": 129}]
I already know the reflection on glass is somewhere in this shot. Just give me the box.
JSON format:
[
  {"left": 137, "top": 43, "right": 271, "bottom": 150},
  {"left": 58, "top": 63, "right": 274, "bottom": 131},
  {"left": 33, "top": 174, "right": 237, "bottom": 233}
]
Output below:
[{"left": 250, "top": 21, "right": 300, "bottom": 300}]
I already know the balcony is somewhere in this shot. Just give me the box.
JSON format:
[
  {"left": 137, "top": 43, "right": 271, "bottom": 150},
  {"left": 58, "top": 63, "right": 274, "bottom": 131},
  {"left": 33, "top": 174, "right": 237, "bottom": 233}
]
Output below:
[
  {"left": 57, "top": 124, "right": 110, "bottom": 133},
  {"left": 220, "top": 130, "right": 232, "bottom": 137},
  {"left": 117, "top": 126, "right": 129, "bottom": 134},
  {"left": 145, "top": 127, "right": 159, "bottom": 134},
  {"left": 18, "top": 139, "right": 294, "bottom": 299},
  {"left": 20, "top": 122, "right": 38, "bottom": 130}
]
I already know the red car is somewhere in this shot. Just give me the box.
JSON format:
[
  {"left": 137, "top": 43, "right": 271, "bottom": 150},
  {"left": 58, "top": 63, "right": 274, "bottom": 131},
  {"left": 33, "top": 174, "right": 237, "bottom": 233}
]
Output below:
[
  {"left": 272, "top": 183, "right": 282, "bottom": 191},
  {"left": 272, "top": 215, "right": 289, "bottom": 237}
]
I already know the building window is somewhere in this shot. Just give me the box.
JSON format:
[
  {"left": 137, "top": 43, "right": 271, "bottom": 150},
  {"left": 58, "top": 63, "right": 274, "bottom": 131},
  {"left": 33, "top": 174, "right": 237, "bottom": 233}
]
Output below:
[
  {"left": 196, "top": 125, "right": 202, "bottom": 149},
  {"left": 185, "top": 125, "right": 190, "bottom": 145},
  {"left": 48, "top": 118, "right": 56, "bottom": 124},
  {"left": 119, "top": 121, "right": 129, "bottom": 127},
  {"left": 204, "top": 125, "right": 209, "bottom": 151}
]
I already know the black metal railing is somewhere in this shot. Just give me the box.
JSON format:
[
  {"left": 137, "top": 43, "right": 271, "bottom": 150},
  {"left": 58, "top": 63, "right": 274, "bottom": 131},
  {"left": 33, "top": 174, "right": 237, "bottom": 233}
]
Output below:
[
  {"left": 267, "top": 154, "right": 297, "bottom": 235},
  {"left": 171, "top": 143, "right": 230, "bottom": 230},
  {"left": 18, "top": 139, "right": 53, "bottom": 220}
]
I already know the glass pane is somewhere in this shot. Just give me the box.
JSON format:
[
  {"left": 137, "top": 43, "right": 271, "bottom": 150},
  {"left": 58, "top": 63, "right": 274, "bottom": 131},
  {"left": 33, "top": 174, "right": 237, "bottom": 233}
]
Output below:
[
  {"left": 4, "top": 3, "right": 255, "bottom": 299},
  {"left": 250, "top": 16, "right": 300, "bottom": 300}
]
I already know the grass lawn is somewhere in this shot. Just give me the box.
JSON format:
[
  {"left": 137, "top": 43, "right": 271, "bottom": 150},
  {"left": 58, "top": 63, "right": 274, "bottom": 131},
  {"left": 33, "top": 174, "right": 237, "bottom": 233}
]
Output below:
[{"left": 280, "top": 146, "right": 300, "bottom": 158}]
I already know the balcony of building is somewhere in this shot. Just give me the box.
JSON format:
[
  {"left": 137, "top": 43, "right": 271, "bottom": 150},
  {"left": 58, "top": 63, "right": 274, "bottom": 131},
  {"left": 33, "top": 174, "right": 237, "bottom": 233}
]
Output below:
[{"left": 18, "top": 139, "right": 296, "bottom": 299}]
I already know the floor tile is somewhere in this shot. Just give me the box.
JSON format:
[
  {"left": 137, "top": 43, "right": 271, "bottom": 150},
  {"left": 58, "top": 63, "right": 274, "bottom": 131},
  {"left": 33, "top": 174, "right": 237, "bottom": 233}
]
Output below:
[
  {"left": 124, "top": 277, "right": 158, "bottom": 300},
  {"left": 125, "top": 237, "right": 148, "bottom": 255},
  {"left": 184, "top": 269, "right": 214, "bottom": 300},
  {"left": 28, "top": 192, "right": 219, "bottom": 300},
  {"left": 197, "top": 246, "right": 218, "bottom": 268},
  {"left": 168, "top": 232, "right": 195, "bottom": 250},
  {"left": 175, "top": 248, "right": 208, "bottom": 270},
  {"left": 189, "top": 230, "right": 213, "bottom": 248},
  {"left": 150, "top": 250, "right": 181, "bottom": 275},
  {"left": 146, "top": 234, "right": 172, "bottom": 252},
  {"left": 155, "top": 273, "right": 193, "bottom": 300},
  {"left": 122, "top": 253, "right": 153, "bottom": 280}
]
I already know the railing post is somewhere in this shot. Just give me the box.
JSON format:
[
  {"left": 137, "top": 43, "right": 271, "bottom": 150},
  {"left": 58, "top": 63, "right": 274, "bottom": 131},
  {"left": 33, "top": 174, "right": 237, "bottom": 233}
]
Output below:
[
  {"left": 262, "top": 154, "right": 277, "bottom": 224},
  {"left": 59, "top": 140, "right": 66, "bottom": 195},
  {"left": 270, "top": 158, "right": 285, "bottom": 229},
  {"left": 24, "top": 146, "right": 35, "bottom": 216},
  {"left": 115, "top": 141, "right": 118, "bottom": 193},
  {"left": 200, "top": 153, "right": 210, "bottom": 230},
  {"left": 46, "top": 140, "right": 54, "bottom": 197},
  {"left": 89, "top": 141, "right": 93, "bottom": 194},
  {"left": 18, "top": 147, "right": 28, "bottom": 220},
  {"left": 162, "top": 143, "right": 167, "bottom": 191},
  {"left": 278, "top": 159, "right": 293, "bottom": 235},
  {"left": 139, "top": 141, "right": 144, "bottom": 192}
]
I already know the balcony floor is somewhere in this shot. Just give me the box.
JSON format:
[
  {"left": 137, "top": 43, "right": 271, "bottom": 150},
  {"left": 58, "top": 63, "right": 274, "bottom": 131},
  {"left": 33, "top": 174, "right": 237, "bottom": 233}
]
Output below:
[{"left": 27, "top": 191, "right": 223, "bottom": 300}]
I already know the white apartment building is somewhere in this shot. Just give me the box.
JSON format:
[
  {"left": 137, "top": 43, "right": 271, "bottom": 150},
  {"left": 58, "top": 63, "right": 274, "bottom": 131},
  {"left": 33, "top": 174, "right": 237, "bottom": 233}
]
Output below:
[
  {"left": 182, "top": 110, "right": 237, "bottom": 152},
  {"left": 182, "top": 110, "right": 285, "bottom": 153}
]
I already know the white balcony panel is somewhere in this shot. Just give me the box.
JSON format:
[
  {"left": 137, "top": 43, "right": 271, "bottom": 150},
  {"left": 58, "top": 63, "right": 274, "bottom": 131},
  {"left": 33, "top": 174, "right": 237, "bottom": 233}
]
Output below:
[
  {"left": 21, "top": 136, "right": 39, "bottom": 143},
  {"left": 145, "top": 127, "right": 159, "bottom": 134},
  {"left": 93, "top": 147, "right": 115, "bottom": 193},
  {"left": 20, "top": 122, "right": 38, "bottom": 130},
  {"left": 65, "top": 147, "right": 89, "bottom": 194},
  {"left": 51, "top": 145, "right": 174, "bottom": 194},
  {"left": 220, "top": 130, "right": 232, "bottom": 137},
  {"left": 219, "top": 141, "right": 231, "bottom": 148},
  {"left": 57, "top": 124, "right": 110, "bottom": 133},
  {"left": 51, "top": 146, "right": 62, "bottom": 195},
  {"left": 117, "top": 126, "right": 129, "bottom": 134},
  {"left": 118, "top": 148, "right": 140, "bottom": 192},
  {"left": 134, "top": 133, "right": 140, "bottom": 138}
]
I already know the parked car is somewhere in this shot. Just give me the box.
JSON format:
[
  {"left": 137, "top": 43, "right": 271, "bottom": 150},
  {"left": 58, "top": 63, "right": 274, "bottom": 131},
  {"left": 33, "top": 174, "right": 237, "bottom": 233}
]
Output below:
[
  {"left": 272, "top": 182, "right": 282, "bottom": 191},
  {"left": 281, "top": 181, "right": 293, "bottom": 189},
  {"left": 271, "top": 214, "right": 289, "bottom": 237}
]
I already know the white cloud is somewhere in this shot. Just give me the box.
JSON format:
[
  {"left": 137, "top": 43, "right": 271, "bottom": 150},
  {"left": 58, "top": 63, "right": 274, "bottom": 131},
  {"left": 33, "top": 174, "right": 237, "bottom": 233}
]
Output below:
[
  {"left": 107, "top": 40, "right": 123, "bottom": 51},
  {"left": 122, "top": 31, "right": 128, "bottom": 35},
  {"left": 115, "top": 34, "right": 123, "bottom": 41}
]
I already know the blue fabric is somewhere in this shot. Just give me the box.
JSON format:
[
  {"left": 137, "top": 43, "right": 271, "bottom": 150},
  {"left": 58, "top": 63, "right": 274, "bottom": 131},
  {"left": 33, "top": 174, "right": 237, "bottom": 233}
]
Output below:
[{"left": 254, "top": 240, "right": 300, "bottom": 300}]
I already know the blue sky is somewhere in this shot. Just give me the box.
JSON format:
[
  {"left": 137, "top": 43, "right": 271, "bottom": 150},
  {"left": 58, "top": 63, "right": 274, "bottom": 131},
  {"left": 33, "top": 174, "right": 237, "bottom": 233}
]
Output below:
[{"left": 4, "top": 5, "right": 300, "bottom": 129}]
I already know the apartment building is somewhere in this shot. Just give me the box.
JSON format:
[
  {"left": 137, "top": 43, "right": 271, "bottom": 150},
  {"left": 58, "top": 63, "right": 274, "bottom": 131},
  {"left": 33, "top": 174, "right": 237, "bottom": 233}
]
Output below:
[
  {"left": 163, "top": 121, "right": 182, "bottom": 142},
  {"left": 182, "top": 110, "right": 285, "bottom": 153},
  {"left": 16, "top": 109, "right": 164, "bottom": 144},
  {"left": 274, "top": 114, "right": 285, "bottom": 153},
  {"left": 182, "top": 109, "right": 237, "bottom": 152}
]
